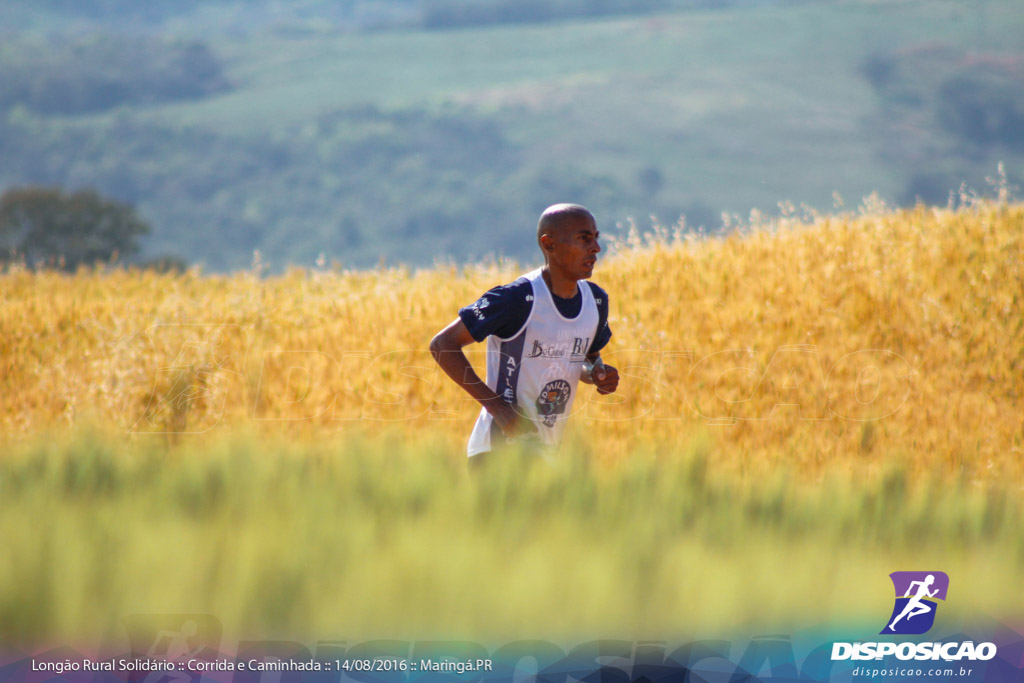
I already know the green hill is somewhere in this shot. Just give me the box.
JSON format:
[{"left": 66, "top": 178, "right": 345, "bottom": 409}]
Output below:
[{"left": 1, "top": 0, "right": 1022, "bottom": 270}]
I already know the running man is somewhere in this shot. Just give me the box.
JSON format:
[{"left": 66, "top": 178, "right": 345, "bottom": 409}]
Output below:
[
  {"left": 888, "top": 574, "right": 939, "bottom": 631},
  {"left": 429, "top": 203, "right": 619, "bottom": 464}
]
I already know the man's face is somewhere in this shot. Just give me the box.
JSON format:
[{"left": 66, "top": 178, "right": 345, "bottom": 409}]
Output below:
[{"left": 546, "top": 216, "right": 601, "bottom": 280}]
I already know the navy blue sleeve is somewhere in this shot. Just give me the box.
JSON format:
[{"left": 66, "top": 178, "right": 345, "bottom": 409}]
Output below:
[
  {"left": 458, "top": 278, "right": 533, "bottom": 342},
  {"left": 586, "top": 281, "right": 612, "bottom": 355}
]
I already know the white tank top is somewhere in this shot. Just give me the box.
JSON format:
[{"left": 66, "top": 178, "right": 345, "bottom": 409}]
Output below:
[{"left": 467, "top": 268, "right": 600, "bottom": 457}]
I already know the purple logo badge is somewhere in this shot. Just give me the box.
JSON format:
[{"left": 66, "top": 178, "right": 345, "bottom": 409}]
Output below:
[{"left": 881, "top": 571, "right": 949, "bottom": 635}]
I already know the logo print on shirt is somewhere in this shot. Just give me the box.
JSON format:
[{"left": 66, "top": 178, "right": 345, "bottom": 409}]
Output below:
[
  {"left": 527, "top": 336, "right": 591, "bottom": 360},
  {"left": 502, "top": 355, "right": 518, "bottom": 398},
  {"left": 535, "top": 379, "right": 571, "bottom": 428},
  {"left": 470, "top": 296, "right": 492, "bottom": 321},
  {"left": 570, "top": 336, "right": 591, "bottom": 361},
  {"left": 527, "top": 339, "right": 568, "bottom": 358}
]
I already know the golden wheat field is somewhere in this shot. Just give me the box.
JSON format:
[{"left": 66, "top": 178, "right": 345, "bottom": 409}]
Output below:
[
  {"left": 0, "top": 200, "right": 1022, "bottom": 645},
  {"left": 2, "top": 200, "right": 1022, "bottom": 479}
]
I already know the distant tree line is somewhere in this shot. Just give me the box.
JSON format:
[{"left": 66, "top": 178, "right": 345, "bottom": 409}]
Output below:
[
  {"left": 936, "top": 74, "right": 1024, "bottom": 153},
  {"left": 0, "top": 187, "right": 152, "bottom": 270},
  {"left": 421, "top": 0, "right": 671, "bottom": 29},
  {"left": 859, "top": 47, "right": 1024, "bottom": 205},
  {"left": 1, "top": 0, "right": 747, "bottom": 35},
  {"left": 4, "top": 0, "right": 238, "bottom": 22},
  {"left": 0, "top": 36, "right": 230, "bottom": 115},
  {"left": 0, "top": 105, "right": 662, "bottom": 272}
]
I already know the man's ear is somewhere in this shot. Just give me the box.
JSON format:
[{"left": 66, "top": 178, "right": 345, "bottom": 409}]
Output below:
[{"left": 539, "top": 234, "right": 554, "bottom": 252}]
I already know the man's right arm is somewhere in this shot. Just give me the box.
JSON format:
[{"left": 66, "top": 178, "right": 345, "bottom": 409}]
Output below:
[{"left": 429, "top": 318, "right": 522, "bottom": 436}]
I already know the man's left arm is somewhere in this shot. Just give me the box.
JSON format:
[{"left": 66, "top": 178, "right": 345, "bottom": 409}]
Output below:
[{"left": 580, "top": 283, "right": 618, "bottom": 394}]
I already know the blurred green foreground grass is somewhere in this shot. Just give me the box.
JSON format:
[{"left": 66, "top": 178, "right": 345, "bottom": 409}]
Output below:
[{"left": 1, "top": 427, "right": 1021, "bottom": 647}]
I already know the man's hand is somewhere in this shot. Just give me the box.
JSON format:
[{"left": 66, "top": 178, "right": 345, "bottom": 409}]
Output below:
[
  {"left": 487, "top": 400, "right": 525, "bottom": 437},
  {"left": 591, "top": 358, "right": 619, "bottom": 395}
]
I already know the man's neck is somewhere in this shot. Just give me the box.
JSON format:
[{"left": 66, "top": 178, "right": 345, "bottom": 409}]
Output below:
[{"left": 541, "top": 265, "right": 579, "bottom": 298}]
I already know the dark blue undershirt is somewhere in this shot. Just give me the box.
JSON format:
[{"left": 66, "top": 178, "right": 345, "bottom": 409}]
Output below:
[{"left": 458, "top": 277, "right": 612, "bottom": 356}]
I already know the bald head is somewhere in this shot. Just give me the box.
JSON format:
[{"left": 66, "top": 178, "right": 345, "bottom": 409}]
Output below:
[{"left": 537, "top": 204, "right": 595, "bottom": 254}]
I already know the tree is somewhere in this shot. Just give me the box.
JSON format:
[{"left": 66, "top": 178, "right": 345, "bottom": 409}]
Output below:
[{"left": 0, "top": 187, "right": 150, "bottom": 270}]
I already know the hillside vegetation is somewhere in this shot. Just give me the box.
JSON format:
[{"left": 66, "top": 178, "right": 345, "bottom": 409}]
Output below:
[
  {"left": 2, "top": 0, "right": 1022, "bottom": 270},
  {"left": 1, "top": 201, "right": 1021, "bottom": 643}
]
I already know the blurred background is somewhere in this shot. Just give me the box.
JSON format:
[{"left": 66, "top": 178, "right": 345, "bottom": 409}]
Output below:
[
  {"left": 0, "top": 0, "right": 1021, "bottom": 272},
  {"left": 2, "top": 1, "right": 1023, "bottom": 648}
]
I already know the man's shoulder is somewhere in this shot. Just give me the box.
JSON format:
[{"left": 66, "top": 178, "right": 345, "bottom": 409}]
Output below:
[
  {"left": 492, "top": 275, "right": 534, "bottom": 299},
  {"left": 476, "top": 275, "right": 534, "bottom": 309},
  {"left": 585, "top": 281, "right": 609, "bottom": 306},
  {"left": 458, "top": 276, "right": 535, "bottom": 341}
]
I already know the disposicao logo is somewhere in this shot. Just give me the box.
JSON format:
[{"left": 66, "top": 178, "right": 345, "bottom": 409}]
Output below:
[
  {"left": 831, "top": 571, "right": 998, "bottom": 663},
  {"left": 881, "top": 571, "right": 949, "bottom": 635}
]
